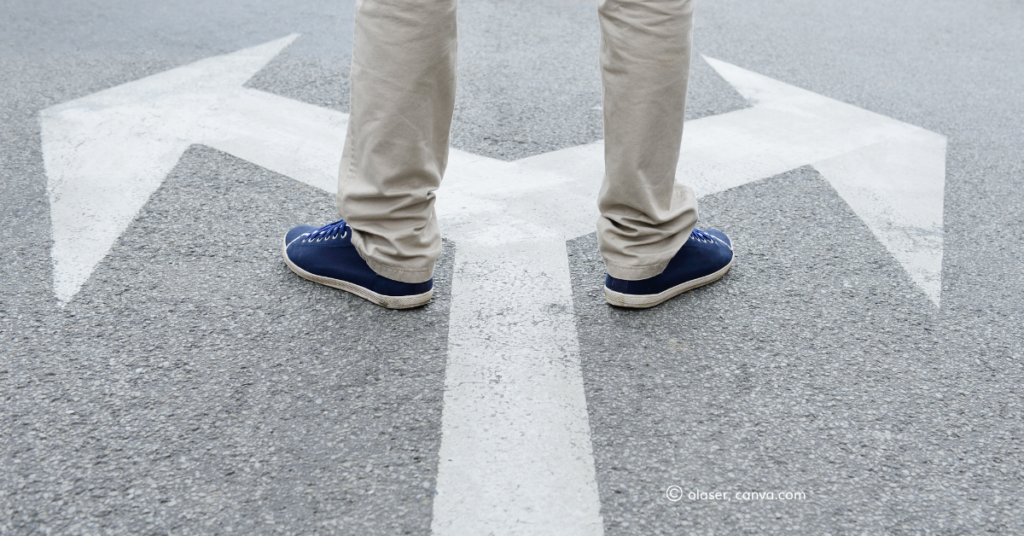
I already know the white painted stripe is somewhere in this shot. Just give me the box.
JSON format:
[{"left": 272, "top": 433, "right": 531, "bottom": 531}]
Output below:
[
  {"left": 201, "top": 88, "right": 348, "bottom": 195},
  {"left": 427, "top": 153, "right": 606, "bottom": 535},
  {"left": 432, "top": 238, "right": 603, "bottom": 535}
]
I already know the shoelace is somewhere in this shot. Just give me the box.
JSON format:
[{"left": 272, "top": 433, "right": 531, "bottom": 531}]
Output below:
[
  {"left": 690, "top": 228, "right": 714, "bottom": 243},
  {"left": 306, "top": 219, "right": 350, "bottom": 241}
]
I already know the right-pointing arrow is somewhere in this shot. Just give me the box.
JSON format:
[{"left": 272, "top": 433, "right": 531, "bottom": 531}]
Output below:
[
  {"left": 691, "top": 57, "right": 947, "bottom": 305},
  {"left": 519, "top": 57, "right": 947, "bottom": 306}
]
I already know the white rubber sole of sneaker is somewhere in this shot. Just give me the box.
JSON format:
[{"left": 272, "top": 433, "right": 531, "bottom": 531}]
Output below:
[
  {"left": 281, "top": 240, "right": 432, "bottom": 309},
  {"left": 604, "top": 258, "right": 733, "bottom": 309}
]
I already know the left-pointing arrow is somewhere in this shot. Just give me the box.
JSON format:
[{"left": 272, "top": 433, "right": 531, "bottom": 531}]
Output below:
[{"left": 41, "top": 34, "right": 350, "bottom": 304}]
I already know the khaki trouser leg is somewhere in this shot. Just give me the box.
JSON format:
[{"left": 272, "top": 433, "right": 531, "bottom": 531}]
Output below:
[
  {"left": 339, "top": 0, "right": 695, "bottom": 283},
  {"left": 337, "top": 0, "right": 457, "bottom": 284},
  {"left": 598, "top": 0, "right": 699, "bottom": 280}
]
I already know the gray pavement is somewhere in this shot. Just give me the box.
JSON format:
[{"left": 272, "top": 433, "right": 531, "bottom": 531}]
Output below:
[
  {"left": 3, "top": 0, "right": 1024, "bottom": 534},
  {"left": 5, "top": 147, "right": 453, "bottom": 534}
]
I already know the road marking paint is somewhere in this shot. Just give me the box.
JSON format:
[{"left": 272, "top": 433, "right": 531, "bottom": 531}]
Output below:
[
  {"left": 431, "top": 154, "right": 603, "bottom": 535},
  {"left": 697, "top": 58, "right": 946, "bottom": 304},
  {"left": 39, "top": 35, "right": 950, "bottom": 534}
]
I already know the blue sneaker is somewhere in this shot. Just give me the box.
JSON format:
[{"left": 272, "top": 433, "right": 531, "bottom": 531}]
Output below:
[
  {"left": 282, "top": 220, "right": 433, "bottom": 309},
  {"left": 604, "top": 228, "right": 733, "bottom": 308}
]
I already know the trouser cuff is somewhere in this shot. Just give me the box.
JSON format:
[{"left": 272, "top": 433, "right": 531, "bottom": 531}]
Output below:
[
  {"left": 364, "top": 257, "right": 435, "bottom": 284},
  {"left": 605, "top": 260, "right": 671, "bottom": 281}
]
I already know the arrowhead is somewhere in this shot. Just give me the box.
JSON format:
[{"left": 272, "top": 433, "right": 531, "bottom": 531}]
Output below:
[
  {"left": 41, "top": 35, "right": 299, "bottom": 304},
  {"left": 700, "top": 57, "right": 947, "bottom": 306},
  {"left": 814, "top": 134, "right": 946, "bottom": 306}
]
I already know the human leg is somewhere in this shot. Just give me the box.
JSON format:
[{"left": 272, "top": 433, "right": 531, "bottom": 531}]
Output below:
[
  {"left": 597, "top": 0, "right": 699, "bottom": 280},
  {"left": 337, "top": 0, "right": 458, "bottom": 284},
  {"left": 283, "top": 0, "right": 456, "bottom": 307},
  {"left": 597, "top": 0, "right": 733, "bottom": 307}
]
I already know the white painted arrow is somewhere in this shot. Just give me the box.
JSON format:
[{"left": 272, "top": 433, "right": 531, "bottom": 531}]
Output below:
[
  {"left": 516, "top": 57, "right": 947, "bottom": 305},
  {"left": 40, "top": 36, "right": 946, "bottom": 536},
  {"left": 41, "top": 34, "right": 348, "bottom": 303}
]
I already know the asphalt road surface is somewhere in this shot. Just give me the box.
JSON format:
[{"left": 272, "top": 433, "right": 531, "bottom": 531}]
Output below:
[{"left": 3, "top": 0, "right": 1024, "bottom": 534}]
